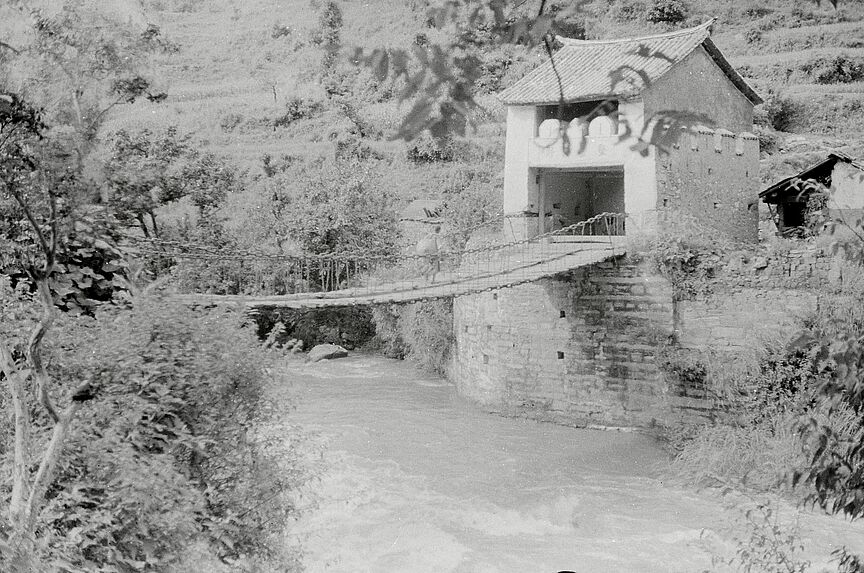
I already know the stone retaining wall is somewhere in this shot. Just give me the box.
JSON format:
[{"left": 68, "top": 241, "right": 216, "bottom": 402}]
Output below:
[{"left": 451, "top": 245, "right": 838, "bottom": 430}]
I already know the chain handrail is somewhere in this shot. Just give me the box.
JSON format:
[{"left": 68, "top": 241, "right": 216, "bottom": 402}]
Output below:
[
  {"left": 126, "top": 212, "right": 625, "bottom": 264},
  {"left": 131, "top": 212, "right": 627, "bottom": 300}
]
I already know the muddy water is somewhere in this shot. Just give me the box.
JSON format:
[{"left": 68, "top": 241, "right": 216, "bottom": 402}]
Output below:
[{"left": 284, "top": 356, "right": 864, "bottom": 573}]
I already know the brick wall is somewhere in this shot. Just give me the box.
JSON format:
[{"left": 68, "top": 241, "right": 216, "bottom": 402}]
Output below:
[
  {"left": 452, "top": 257, "right": 676, "bottom": 429},
  {"left": 451, "top": 245, "right": 838, "bottom": 430},
  {"left": 655, "top": 129, "right": 760, "bottom": 244}
]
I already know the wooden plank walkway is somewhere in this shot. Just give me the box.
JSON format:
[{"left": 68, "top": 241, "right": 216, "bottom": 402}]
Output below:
[{"left": 175, "top": 238, "right": 626, "bottom": 309}]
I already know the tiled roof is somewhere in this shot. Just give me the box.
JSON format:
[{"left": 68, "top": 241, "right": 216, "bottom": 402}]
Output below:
[{"left": 499, "top": 20, "right": 761, "bottom": 106}]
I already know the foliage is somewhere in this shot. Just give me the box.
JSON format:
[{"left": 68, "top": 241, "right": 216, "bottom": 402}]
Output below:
[
  {"left": 312, "top": 0, "right": 346, "bottom": 97},
  {"left": 103, "top": 127, "right": 239, "bottom": 237},
  {"left": 439, "top": 173, "right": 502, "bottom": 249},
  {"left": 275, "top": 157, "right": 398, "bottom": 256},
  {"left": 646, "top": 0, "right": 688, "bottom": 24},
  {"left": 3, "top": 3, "right": 156, "bottom": 162},
  {"left": 50, "top": 210, "right": 129, "bottom": 313},
  {"left": 371, "top": 300, "right": 454, "bottom": 375},
  {"left": 761, "top": 92, "right": 804, "bottom": 133},
  {"left": 6, "top": 295, "right": 294, "bottom": 571},
  {"left": 668, "top": 344, "right": 823, "bottom": 491},
  {"left": 802, "top": 54, "right": 864, "bottom": 84},
  {"left": 406, "top": 132, "right": 455, "bottom": 163},
  {"left": 273, "top": 97, "right": 323, "bottom": 129},
  {"left": 254, "top": 307, "right": 377, "bottom": 350},
  {"left": 787, "top": 230, "right": 864, "bottom": 522},
  {"left": 714, "top": 501, "right": 810, "bottom": 573},
  {"left": 634, "top": 235, "right": 724, "bottom": 300}
]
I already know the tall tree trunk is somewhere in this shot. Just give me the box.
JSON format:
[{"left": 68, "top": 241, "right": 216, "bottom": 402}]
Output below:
[
  {"left": 2, "top": 278, "right": 82, "bottom": 571},
  {"left": 0, "top": 345, "right": 31, "bottom": 531}
]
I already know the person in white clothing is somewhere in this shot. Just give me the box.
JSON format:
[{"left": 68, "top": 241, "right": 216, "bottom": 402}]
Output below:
[{"left": 416, "top": 226, "right": 442, "bottom": 283}]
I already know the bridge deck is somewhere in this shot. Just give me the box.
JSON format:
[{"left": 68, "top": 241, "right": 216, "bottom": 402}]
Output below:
[{"left": 177, "top": 238, "right": 626, "bottom": 309}]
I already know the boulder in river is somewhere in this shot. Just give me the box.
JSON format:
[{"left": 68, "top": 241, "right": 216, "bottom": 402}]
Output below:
[{"left": 306, "top": 343, "right": 349, "bottom": 363}]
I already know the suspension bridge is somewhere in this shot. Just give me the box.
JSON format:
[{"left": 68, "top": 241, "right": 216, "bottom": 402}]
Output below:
[{"left": 141, "top": 213, "right": 627, "bottom": 309}]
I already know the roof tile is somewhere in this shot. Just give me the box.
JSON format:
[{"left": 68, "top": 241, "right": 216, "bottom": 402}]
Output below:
[{"left": 499, "top": 20, "right": 760, "bottom": 106}]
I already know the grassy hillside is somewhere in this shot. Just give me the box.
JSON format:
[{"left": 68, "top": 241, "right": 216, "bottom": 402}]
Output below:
[{"left": 98, "top": 0, "right": 864, "bottom": 236}]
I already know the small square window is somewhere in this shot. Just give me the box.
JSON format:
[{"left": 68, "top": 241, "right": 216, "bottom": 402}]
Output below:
[
  {"left": 559, "top": 310, "right": 566, "bottom": 318},
  {"left": 557, "top": 351, "right": 565, "bottom": 360}
]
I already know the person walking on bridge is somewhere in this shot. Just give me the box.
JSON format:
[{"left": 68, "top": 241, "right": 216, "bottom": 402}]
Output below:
[{"left": 416, "top": 225, "right": 442, "bottom": 283}]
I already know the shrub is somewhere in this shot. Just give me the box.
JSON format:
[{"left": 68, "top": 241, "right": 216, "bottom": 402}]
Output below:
[
  {"left": 610, "top": 0, "right": 648, "bottom": 22},
  {"left": 370, "top": 300, "right": 454, "bottom": 375},
  {"left": 805, "top": 55, "right": 864, "bottom": 85},
  {"left": 761, "top": 93, "right": 803, "bottom": 132},
  {"left": 646, "top": 0, "right": 688, "bottom": 24},
  {"left": 254, "top": 306, "right": 377, "bottom": 349},
  {"left": 671, "top": 412, "right": 807, "bottom": 491},
  {"left": 276, "top": 157, "right": 398, "bottom": 256},
  {"left": 406, "top": 132, "right": 455, "bottom": 163},
  {"left": 754, "top": 125, "right": 780, "bottom": 153},
  {"left": 220, "top": 112, "right": 244, "bottom": 132},
  {"left": 273, "top": 97, "right": 323, "bottom": 129},
  {"left": 0, "top": 294, "right": 298, "bottom": 571},
  {"left": 719, "top": 501, "right": 810, "bottom": 573},
  {"left": 744, "top": 25, "right": 763, "bottom": 45}
]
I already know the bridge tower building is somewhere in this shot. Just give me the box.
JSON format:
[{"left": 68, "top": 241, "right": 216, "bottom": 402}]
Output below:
[
  {"left": 499, "top": 19, "right": 762, "bottom": 243},
  {"left": 452, "top": 21, "right": 766, "bottom": 430}
]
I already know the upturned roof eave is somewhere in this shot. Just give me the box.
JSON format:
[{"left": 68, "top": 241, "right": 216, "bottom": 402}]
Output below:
[{"left": 700, "top": 37, "right": 763, "bottom": 105}]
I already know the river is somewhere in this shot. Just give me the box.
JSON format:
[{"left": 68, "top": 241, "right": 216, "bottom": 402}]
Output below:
[{"left": 280, "top": 355, "right": 864, "bottom": 573}]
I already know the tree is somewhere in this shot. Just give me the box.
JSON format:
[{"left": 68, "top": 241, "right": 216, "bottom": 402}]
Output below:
[
  {"left": 277, "top": 156, "right": 398, "bottom": 256},
  {"left": 0, "top": 92, "right": 103, "bottom": 571},
  {"left": 2, "top": 2, "right": 156, "bottom": 169},
  {"left": 0, "top": 5, "right": 157, "bottom": 566}
]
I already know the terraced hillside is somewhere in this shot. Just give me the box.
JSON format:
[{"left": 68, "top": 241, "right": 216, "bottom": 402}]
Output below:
[{"left": 90, "top": 0, "right": 864, "bottom": 231}]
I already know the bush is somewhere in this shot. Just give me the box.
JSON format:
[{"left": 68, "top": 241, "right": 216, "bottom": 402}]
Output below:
[
  {"left": 754, "top": 125, "right": 780, "bottom": 153},
  {"left": 370, "top": 300, "right": 454, "bottom": 375},
  {"left": 744, "top": 25, "right": 763, "bottom": 45},
  {"left": 406, "top": 132, "right": 455, "bottom": 163},
  {"left": 1, "top": 295, "right": 298, "bottom": 571},
  {"left": 276, "top": 157, "right": 399, "bottom": 256},
  {"left": 761, "top": 93, "right": 803, "bottom": 132},
  {"left": 804, "top": 55, "right": 864, "bottom": 85},
  {"left": 610, "top": 0, "right": 648, "bottom": 22},
  {"left": 273, "top": 97, "right": 323, "bottom": 129},
  {"left": 254, "top": 306, "right": 377, "bottom": 350},
  {"left": 646, "top": 0, "right": 688, "bottom": 24},
  {"left": 220, "top": 112, "right": 244, "bottom": 132}
]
